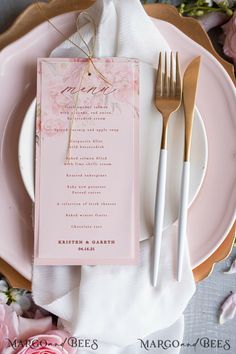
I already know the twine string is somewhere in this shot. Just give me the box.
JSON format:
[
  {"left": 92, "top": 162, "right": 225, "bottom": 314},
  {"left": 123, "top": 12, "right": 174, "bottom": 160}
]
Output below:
[
  {"left": 66, "top": 63, "right": 89, "bottom": 161},
  {"left": 35, "top": 1, "right": 111, "bottom": 84},
  {"left": 34, "top": 1, "right": 112, "bottom": 160}
]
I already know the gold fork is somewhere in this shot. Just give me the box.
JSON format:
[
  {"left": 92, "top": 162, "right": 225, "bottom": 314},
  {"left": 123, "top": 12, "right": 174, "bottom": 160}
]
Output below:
[{"left": 153, "top": 52, "right": 182, "bottom": 287}]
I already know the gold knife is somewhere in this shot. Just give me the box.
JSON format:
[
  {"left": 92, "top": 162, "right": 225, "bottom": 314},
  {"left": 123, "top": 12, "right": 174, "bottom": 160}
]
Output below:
[{"left": 177, "top": 56, "right": 201, "bottom": 282}]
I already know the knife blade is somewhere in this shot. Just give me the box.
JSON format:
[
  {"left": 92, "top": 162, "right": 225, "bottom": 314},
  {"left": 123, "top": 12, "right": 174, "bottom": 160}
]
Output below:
[
  {"left": 177, "top": 56, "right": 201, "bottom": 282},
  {"left": 183, "top": 56, "right": 201, "bottom": 161}
]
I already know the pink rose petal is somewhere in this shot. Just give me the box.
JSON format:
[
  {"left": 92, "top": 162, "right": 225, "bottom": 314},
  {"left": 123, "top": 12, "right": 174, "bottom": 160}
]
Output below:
[
  {"left": 222, "top": 11, "right": 236, "bottom": 67},
  {"left": 15, "top": 331, "right": 77, "bottom": 354},
  {"left": 219, "top": 293, "right": 236, "bottom": 324},
  {"left": 0, "top": 303, "right": 19, "bottom": 352},
  {"left": 18, "top": 316, "right": 52, "bottom": 341},
  {"left": 0, "top": 302, "right": 75, "bottom": 354},
  {"left": 199, "top": 12, "right": 228, "bottom": 32},
  {"left": 224, "top": 258, "right": 236, "bottom": 274}
]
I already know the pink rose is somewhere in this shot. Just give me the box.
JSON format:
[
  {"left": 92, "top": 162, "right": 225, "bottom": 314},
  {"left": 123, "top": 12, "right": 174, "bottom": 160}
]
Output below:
[
  {"left": 0, "top": 303, "right": 18, "bottom": 351},
  {"left": 222, "top": 11, "right": 236, "bottom": 67},
  {"left": 0, "top": 302, "right": 52, "bottom": 353},
  {"left": 13, "top": 330, "right": 77, "bottom": 354}
]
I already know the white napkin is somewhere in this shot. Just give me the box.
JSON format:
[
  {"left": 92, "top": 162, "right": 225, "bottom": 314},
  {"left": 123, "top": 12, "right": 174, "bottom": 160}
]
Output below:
[{"left": 33, "top": 0, "right": 196, "bottom": 352}]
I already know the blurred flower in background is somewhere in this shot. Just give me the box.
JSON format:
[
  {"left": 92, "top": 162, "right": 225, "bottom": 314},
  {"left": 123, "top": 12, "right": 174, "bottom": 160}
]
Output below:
[
  {"left": 177, "top": 1, "right": 236, "bottom": 68},
  {"left": 222, "top": 10, "right": 236, "bottom": 66},
  {"left": 0, "top": 276, "right": 75, "bottom": 353},
  {"left": 177, "top": 1, "right": 234, "bottom": 18},
  {"left": 0, "top": 279, "right": 31, "bottom": 316},
  {"left": 141, "top": 0, "right": 236, "bottom": 69}
]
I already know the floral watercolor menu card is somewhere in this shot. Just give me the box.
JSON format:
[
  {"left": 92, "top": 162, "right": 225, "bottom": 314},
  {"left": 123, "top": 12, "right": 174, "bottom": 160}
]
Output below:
[{"left": 34, "top": 58, "right": 139, "bottom": 265}]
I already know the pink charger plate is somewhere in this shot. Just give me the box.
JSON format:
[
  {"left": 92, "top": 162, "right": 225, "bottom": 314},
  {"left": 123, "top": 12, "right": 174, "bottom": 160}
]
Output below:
[{"left": 0, "top": 12, "right": 235, "bottom": 280}]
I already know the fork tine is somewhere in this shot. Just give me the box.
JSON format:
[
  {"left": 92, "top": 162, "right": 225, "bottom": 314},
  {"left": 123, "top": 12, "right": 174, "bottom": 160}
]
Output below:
[
  {"left": 170, "top": 52, "right": 174, "bottom": 96},
  {"left": 164, "top": 52, "right": 168, "bottom": 97},
  {"left": 156, "top": 52, "right": 162, "bottom": 97},
  {"left": 175, "top": 52, "right": 181, "bottom": 97}
]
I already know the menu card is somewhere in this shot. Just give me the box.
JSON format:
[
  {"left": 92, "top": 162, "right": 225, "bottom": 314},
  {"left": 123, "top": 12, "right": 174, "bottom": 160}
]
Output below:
[{"left": 34, "top": 58, "right": 139, "bottom": 265}]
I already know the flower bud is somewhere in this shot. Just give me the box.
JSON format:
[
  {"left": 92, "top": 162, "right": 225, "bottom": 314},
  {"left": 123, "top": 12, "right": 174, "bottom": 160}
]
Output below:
[
  {"left": 218, "top": 1, "right": 228, "bottom": 9},
  {"left": 226, "top": 9, "right": 233, "bottom": 16},
  {"left": 196, "top": 10, "right": 205, "bottom": 17}
]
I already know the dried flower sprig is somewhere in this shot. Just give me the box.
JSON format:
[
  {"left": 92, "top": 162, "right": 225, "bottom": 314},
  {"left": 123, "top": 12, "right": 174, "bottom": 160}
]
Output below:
[{"left": 178, "top": 1, "right": 235, "bottom": 17}]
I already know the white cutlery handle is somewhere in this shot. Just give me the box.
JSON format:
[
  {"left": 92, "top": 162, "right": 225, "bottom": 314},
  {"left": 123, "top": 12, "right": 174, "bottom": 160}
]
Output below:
[
  {"left": 177, "top": 161, "right": 190, "bottom": 282},
  {"left": 153, "top": 149, "right": 167, "bottom": 287}
]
